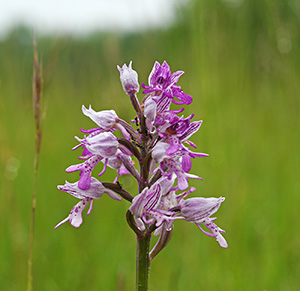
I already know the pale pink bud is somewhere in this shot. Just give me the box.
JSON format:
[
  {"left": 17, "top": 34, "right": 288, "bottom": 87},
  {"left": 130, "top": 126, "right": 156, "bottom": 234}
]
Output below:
[{"left": 117, "top": 61, "right": 140, "bottom": 94}]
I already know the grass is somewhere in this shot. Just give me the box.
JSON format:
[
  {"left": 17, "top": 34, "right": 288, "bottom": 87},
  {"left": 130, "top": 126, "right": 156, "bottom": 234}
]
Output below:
[{"left": 0, "top": 0, "right": 300, "bottom": 290}]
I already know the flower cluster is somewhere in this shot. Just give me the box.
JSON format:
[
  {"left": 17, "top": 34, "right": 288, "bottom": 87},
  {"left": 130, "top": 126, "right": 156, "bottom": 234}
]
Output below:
[{"left": 56, "top": 61, "right": 227, "bottom": 253}]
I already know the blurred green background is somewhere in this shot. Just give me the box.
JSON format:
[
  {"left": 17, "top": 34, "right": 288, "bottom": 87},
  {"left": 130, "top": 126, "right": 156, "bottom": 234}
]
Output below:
[{"left": 1, "top": 0, "right": 300, "bottom": 290}]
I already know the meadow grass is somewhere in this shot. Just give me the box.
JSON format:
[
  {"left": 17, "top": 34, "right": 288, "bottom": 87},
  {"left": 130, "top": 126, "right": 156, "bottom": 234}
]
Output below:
[{"left": 0, "top": 0, "right": 299, "bottom": 290}]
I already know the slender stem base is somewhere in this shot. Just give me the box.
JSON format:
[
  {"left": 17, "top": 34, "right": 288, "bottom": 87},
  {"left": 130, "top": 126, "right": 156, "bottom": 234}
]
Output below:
[
  {"left": 27, "top": 173, "right": 37, "bottom": 291},
  {"left": 136, "top": 234, "right": 151, "bottom": 291}
]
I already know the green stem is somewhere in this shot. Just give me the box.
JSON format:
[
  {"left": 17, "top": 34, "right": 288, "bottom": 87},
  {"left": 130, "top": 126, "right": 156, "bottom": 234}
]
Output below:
[
  {"left": 138, "top": 115, "right": 148, "bottom": 193},
  {"left": 136, "top": 234, "right": 151, "bottom": 291},
  {"left": 27, "top": 169, "right": 38, "bottom": 291},
  {"left": 129, "top": 97, "right": 151, "bottom": 291}
]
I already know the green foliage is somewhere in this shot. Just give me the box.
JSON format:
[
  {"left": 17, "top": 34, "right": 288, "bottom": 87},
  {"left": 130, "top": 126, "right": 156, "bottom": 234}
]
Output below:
[{"left": 0, "top": 0, "right": 299, "bottom": 289}]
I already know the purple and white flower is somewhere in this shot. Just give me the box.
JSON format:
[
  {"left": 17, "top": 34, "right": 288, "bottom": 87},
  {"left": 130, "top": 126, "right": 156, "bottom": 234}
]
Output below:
[
  {"left": 55, "top": 178, "right": 121, "bottom": 228},
  {"left": 81, "top": 105, "right": 131, "bottom": 140},
  {"left": 180, "top": 197, "right": 228, "bottom": 248},
  {"left": 143, "top": 61, "right": 192, "bottom": 105},
  {"left": 129, "top": 175, "right": 227, "bottom": 248},
  {"left": 129, "top": 177, "right": 177, "bottom": 230},
  {"left": 76, "top": 132, "right": 119, "bottom": 158},
  {"left": 152, "top": 141, "right": 207, "bottom": 190}
]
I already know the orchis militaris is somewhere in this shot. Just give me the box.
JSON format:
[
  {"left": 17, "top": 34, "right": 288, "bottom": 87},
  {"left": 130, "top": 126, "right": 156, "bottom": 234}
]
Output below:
[{"left": 56, "top": 60, "right": 227, "bottom": 289}]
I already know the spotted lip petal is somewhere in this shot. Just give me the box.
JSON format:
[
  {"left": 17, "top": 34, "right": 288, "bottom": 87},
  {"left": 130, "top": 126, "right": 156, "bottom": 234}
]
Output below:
[
  {"left": 66, "top": 155, "right": 103, "bottom": 190},
  {"left": 54, "top": 197, "right": 92, "bottom": 228},
  {"left": 56, "top": 178, "right": 122, "bottom": 228},
  {"left": 197, "top": 219, "right": 228, "bottom": 248},
  {"left": 216, "top": 232, "right": 228, "bottom": 248}
]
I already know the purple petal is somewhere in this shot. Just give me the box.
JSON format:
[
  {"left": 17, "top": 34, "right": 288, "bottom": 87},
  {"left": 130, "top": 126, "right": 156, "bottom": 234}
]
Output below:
[
  {"left": 166, "top": 143, "right": 180, "bottom": 156},
  {"left": 66, "top": 155, "right": 102, "bottom": 190},
  {"left": 148, "top": 61, "right": 161, "bottom": 85},
  {"left": 80, "top": 127, "right": 102, "bottom": 134},
  {"left": 57, "top": 178, "right": 105, "bottom": 199},
  {"left": 170, "top": 70, "right": 184, "bottom": 86},
  {"left": 167, "top": 108, "right": 185, "bottom": 114},
  {"left": 55, "top": 198, "right": 91, "bottom": 229},
  {"left": 176, "top": 172, "right": 189, "bottom": 190},
  {"left": 181, "top": 197, "right": 225, "bottom": 222},
  {"left": 185, "top": 140, "right": 197, "bottom": 148},
  {"left": 98, "top": 158, "right": 108, "bottom": 177},
  {"left": 182, "top": 155, "right": 192, "bottom": 172},
  {"left": 78, "top": 173, "right": 91, "bottom": 190},
  {"left": 189, "top": 151, "right": 209, "bottom": 158},
  {"left": 200, "top": 218, "right": 228, "bottom": 248},
  {"left": 216, "top": 233, "right": 228, "bottom": 248},
  {"left": 155, "top": 175, "right": 176, "bottom": 195},
  {"left": 144, "top": 98, "right": 157, "bottom": 121},
  {"left": 171, "top": 99, "right": 185, "bottom": 105},
  {"left": 179, "top": 121, "right": 202, "bottom": 142},
  {"left": 86, "top": 199, "right": 94, "bottom": 215},
  {"left": 69, "top": 198, "right": 90, "bottom": 227},
  {"left": 185, "top": 173, "right": 203, "bottom": 181},
  {"left": 84, "top": 132, "right": 118, "bottom": 158},
  {"left": 156, "top": 94, "right": 172, "bottom": 113},
  {"left": 66, "top": 164, "right": 82, "bottom": 172},
  {"left": 172, "top": 86, "right": 193, "bottom": 104},
  {"left": 166, "top": 136, "right": 180, "bottom": 155},
  {"left": 82, "top": 105, "right": 118, "bottom": 129},
  {"left": 129, "top": 188, "right": 148, "bottom": 217},
  {"left": 144, "top": 184, "right": 161, "bottom": 210}
]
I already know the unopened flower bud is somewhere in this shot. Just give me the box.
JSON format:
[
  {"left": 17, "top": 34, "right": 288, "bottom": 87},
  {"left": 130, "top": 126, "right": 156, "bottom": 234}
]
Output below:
[{"left": 117, "top": 61, "right": 140, "bottom": 95}]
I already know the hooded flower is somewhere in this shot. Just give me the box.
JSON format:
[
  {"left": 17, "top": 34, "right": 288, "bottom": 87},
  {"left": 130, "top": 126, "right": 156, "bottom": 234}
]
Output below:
[
  {"left": 152, "top": 141, "right": 205, "bottom": 190},
  {"left": 180, "top": 197, "right": 228, "bottom": 248},
  {"left": 55, "top": 178, "right": 121, "bottom": 228},
  {"left": 128, "top": 174, "right": 227, "bottom": 248},
  {"left": 76, "top": 132, "right": 119, "bottom": 158},
  {"left": 142, "top": 61, "right": 192, "bottom": 105},
  {"left": 129, "top": 176, "right": 176, "bottom": 229},
  {"left": 81, "top": 105, "right": 131, "bottom": 140}
]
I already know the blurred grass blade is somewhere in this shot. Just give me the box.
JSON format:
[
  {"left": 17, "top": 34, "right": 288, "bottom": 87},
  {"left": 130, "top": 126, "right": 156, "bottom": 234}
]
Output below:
[{"left": 27, "top": 33, "right": 44, "bottom": 291}]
